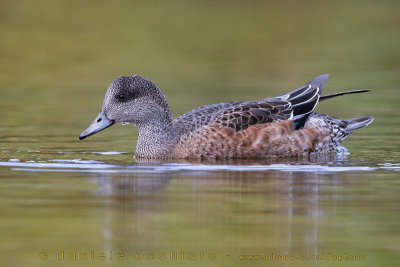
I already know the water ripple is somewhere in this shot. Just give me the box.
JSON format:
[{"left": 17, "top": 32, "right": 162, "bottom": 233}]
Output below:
[
  {"left": 0, "top": 160, "right": 381, "bottom": 174},
  {"left": 378, "top": 163, "right": 400, "bottom": 172}
]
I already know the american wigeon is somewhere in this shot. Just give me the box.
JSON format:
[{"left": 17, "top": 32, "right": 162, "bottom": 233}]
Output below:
[{"left": 79, "top": 74, "right": 373, "bottom": 159}]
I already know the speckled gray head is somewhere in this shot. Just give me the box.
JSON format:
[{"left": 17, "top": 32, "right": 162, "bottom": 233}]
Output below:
[{"left": 79, "top": 75, "right": 172, "bottom": 140}]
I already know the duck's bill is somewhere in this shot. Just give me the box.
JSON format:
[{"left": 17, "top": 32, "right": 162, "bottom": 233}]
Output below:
[{"left": 79, "top": 110, "right": 115, "bottom": 140}]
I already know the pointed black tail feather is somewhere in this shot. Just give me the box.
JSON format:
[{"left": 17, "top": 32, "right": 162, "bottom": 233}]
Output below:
[
  {"left": 320, "top": 89, "right": 371, "bottom": 101},
  {"left": 344, "top": 116, "right": 374, "bottom": 133}
]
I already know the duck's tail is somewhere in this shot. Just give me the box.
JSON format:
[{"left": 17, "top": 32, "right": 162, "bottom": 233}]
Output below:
[
  {"left": 318, "top": 88, "right": 374, "bottom": 134},
  {"left": 344, "top": 116, "right": 374, "bottom": 134},
  {"left": 304, "top": 113, "right": 374, "bottom": 152},
  {"left": 278, "top": 74, "right": 374, "bottom": 130}
]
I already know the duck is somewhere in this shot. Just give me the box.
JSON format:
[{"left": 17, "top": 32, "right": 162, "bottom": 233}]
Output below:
[{"left": 79, "top": 74, "right": 373, "bottom": 159}]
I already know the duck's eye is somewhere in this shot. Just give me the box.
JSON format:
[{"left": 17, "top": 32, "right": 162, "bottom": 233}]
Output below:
[{"left": 117, "top": 94, "right": 127, "bottom": 101}]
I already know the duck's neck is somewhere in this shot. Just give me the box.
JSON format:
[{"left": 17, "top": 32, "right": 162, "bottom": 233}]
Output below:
[{"left": 135, "top": 112, "right": 176, "bottom": 159}]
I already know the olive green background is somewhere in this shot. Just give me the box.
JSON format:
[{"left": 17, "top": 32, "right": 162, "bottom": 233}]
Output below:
[{"left": 0, "top": 0, "right": 399, "bottom": 266}]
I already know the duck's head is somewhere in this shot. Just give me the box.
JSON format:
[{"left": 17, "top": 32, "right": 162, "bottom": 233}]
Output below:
[{"left": 79, "top": 75, "right": 171, "bottom": 140}]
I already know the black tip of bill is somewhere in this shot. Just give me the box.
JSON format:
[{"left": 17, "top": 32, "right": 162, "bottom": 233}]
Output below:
[{"left": 79, "top": 110, "right": 114, "bottom": 140}]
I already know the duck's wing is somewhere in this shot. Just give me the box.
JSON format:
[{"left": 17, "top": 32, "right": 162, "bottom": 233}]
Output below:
[
  {"left": 173, "top": 101, "right": 243, "bottom": 134},
  {"left": 174, "top": 74, "right": 328, "bottom": 134},
  {"left": 210, "top": 99, "right": 293, "bottom": 132}
]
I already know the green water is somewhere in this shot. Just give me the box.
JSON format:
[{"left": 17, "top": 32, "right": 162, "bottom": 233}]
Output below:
[{"left": 1, "top": 0, "right": 399, "bottom": 266}]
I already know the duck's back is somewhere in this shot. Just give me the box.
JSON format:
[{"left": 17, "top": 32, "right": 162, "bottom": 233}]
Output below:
[
  {"left": 171, "top": 76, "right": 326, "bottom": 158},
  {"left": 170, "top": 74, "right": 372, "bottom": 159}
]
